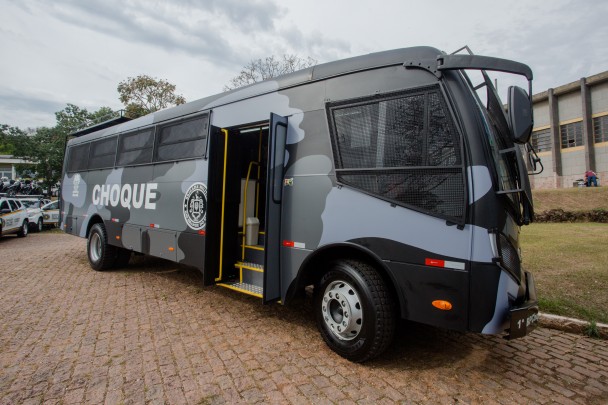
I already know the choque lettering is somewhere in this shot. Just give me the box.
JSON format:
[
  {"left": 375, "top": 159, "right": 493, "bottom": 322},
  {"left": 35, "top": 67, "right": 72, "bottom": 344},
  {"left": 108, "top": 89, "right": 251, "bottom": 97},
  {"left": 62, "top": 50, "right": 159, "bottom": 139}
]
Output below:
[{"left": 91, "top": 183, "right": 158, "bottom": 210}]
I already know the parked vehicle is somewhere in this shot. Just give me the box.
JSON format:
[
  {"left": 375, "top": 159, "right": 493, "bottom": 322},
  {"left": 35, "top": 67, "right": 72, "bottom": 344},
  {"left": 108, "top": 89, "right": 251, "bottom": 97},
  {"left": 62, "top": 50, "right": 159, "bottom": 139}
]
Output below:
[
  {"left": 0, "top": 196, "right": 29, "bottom": 237},
  {"left": 61, "top": 46, "right": 539, "bottom": 361},
  {"left": 18, "top": 198, "right": 45, "bottom": 232},
  {"left": 41, "top": 200, "right": 60, "bottom": 227}
]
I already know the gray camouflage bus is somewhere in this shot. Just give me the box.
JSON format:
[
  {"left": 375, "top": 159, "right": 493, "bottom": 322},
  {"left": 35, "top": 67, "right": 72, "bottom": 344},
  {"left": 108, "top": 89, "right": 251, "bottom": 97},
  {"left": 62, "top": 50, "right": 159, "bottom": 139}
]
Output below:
[{"left": 61, "top": 46, "right": 540, "bottom": 362}]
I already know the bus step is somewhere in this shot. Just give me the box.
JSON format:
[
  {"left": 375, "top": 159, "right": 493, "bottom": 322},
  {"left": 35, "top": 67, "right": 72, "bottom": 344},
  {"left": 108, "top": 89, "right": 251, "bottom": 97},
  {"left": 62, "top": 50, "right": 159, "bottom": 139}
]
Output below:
[
  {"left": 234, "top": 261, "right": 264, "bottom": 272},
  {"left": 217, "top": 282, "right": 263, "bottom": 298},
  {"left": 241, "top": 245, "right": 264, "bottom": 263}
]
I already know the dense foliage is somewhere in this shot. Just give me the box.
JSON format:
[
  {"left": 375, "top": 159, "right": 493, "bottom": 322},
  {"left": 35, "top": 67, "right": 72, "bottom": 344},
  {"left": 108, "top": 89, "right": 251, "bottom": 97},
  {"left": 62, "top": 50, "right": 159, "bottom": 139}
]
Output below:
[
  {"left": 1, "top": 104, "right": 114, "bottom": 186},
  {"left": 118, "top": 75, "right": 186, "bottom": 119},
  {"left": 2, "top": 76, "right": 184, "bottom": 186}
]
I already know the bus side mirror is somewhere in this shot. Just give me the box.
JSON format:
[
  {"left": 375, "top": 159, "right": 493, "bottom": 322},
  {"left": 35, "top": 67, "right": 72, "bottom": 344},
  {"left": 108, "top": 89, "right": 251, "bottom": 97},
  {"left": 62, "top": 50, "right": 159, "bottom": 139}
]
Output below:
[{"left": 508, "top": 86, "right": 533, "bottom": 144}]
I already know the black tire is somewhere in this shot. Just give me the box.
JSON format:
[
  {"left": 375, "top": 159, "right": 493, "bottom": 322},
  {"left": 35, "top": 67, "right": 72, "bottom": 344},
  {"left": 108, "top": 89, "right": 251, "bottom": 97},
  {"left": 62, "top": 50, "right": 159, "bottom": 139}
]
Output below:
[
  {"left": 35, "top": 218, "right": 43, "bottom": 233},
  {"left": 87, "top": 223, "right": 116, "bottom": 271},
  {"left": 314, "top": 260, "right": 396, "bottom": 362},
  {"left": 114, "top": 248, "right": 132, "bottom": 268},
  {"left": 17, "top": 220, "right": 28, "bottom": 237}
]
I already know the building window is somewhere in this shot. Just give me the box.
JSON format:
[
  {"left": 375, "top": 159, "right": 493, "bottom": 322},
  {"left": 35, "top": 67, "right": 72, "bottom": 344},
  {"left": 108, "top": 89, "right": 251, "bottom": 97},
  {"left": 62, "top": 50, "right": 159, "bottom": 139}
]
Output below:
[
  {"left": 593, "top": 115, "right": 608, "bottom": 144},
  {"left": 531, "top": 128, "right": 552, "bottom": 152},
  {"left": 560, "top": 121, "right": 583, "bottom": 149}
]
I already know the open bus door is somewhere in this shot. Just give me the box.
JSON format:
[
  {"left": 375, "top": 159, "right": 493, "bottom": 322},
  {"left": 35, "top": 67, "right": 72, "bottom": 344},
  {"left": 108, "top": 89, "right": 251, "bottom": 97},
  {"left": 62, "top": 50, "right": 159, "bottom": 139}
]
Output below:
[
  {"left": 263, "top": 113, "right": 287, "bottom": 303},
  {"left": 204, "top": 126, "right": 239, "bottom": 286}
]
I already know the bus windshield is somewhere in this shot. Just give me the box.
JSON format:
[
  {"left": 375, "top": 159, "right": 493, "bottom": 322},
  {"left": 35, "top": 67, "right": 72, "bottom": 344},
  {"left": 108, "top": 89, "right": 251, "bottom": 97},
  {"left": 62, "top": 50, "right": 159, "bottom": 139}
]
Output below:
[{"left": 464, "top": 70, "right": 528, "bottom": 223}]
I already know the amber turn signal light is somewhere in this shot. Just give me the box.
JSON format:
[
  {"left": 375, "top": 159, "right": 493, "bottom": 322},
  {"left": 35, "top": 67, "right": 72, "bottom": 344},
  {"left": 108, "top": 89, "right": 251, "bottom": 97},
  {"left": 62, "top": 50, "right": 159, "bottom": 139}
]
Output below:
[{"left": 432, "top": 300, "right": 453, "bottom": 310}]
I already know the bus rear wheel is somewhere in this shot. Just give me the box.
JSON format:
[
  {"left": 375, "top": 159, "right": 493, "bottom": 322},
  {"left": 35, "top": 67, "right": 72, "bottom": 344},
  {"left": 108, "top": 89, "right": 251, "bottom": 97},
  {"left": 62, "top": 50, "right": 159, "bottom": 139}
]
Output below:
[
  {"left": 88, "top": 223, "right": 116, "bottom": 271},
  {"left": 314, "top": 260, "right": 396, "bottom": 362}
]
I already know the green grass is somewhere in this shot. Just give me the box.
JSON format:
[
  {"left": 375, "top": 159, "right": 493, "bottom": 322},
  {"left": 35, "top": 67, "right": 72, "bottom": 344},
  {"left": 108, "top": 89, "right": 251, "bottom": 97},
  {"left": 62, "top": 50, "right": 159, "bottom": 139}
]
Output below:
[
  {"left": 533, "top": 186, "right": 608, "bottom": 212},
  {"left": 521, "top": 223, "right": 608, "bottom": 323}
]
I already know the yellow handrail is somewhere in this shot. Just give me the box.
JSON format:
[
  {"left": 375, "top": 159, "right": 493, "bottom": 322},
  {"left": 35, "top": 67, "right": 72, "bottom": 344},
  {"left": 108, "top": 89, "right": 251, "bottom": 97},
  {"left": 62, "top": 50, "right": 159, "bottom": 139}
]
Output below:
[
  {"left": 242, "top": 160, "right": 259, "bottom": 260},
  {"left": 215, "top": 129, "right": 229, "bottom": 282},
  {"left": 255, "top": 127, "right": 263, "bottom": 218}
]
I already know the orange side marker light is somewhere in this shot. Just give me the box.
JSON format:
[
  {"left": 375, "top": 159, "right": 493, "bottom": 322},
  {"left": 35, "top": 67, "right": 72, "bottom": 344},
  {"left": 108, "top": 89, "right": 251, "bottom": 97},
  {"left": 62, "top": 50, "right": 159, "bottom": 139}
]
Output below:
[{"left": 432, "top": 300, "right": 453, "bottom": 311}]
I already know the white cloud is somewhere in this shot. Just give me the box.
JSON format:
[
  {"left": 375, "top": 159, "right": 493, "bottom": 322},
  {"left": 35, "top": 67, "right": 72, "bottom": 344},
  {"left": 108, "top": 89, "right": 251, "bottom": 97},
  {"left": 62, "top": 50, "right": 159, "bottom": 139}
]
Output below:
[{"left": 0, "top": 0, "right": 607, "bottom": 129}]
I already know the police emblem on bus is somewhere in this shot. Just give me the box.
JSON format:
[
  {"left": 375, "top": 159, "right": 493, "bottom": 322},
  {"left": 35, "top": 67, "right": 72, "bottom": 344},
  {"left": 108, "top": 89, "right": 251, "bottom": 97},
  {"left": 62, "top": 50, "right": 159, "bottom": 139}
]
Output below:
[
  {"left": 183, "top": 183, "right": 207, "bottom": 230},
  {"left": 72, "top": 173, "right": 81, "bottom": 197}
]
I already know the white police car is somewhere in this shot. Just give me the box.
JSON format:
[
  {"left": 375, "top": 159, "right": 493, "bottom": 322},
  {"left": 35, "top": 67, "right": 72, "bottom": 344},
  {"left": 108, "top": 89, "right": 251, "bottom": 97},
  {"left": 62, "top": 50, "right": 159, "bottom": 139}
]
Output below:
[
  {"left": 19, "top": 198, "right": 45, "bottom": 232},
  {"left": 41, "top": 200, "right": 60, "bottom": 227},
  {"left": 0, "top": 196, "right": 29, "bottom": 237}
]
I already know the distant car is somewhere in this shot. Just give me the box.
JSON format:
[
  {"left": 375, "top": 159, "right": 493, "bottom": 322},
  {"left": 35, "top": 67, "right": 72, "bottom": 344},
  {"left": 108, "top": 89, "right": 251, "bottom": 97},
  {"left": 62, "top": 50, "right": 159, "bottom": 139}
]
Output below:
[
  {"left": 0, "top": 197, "right": 29, "bottom": 237},
  {"left": 18, "top": 198, "right": 45, "bottom": 232},
  {"left": 41, "top": 200, "right": 60, "bottom": 227}
]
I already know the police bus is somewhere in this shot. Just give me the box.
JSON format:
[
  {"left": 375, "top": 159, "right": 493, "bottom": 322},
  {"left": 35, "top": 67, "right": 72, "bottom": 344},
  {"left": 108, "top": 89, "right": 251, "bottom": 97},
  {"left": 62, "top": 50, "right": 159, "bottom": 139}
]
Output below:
[{"left": 60, "top": 46, "right": 540, "bottom": 362}]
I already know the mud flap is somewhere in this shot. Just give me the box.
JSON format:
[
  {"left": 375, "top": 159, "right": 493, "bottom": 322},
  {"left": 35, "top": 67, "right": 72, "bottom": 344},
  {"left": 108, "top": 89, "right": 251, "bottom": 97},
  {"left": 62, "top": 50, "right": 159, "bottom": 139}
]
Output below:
[{"left": 507, "top": 271, "right": 539, "bottom": 339}]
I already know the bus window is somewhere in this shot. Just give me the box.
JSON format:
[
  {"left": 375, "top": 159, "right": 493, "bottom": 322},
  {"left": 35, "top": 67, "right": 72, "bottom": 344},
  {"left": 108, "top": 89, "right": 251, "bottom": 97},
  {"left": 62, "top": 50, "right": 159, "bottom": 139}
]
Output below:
[
  {"left": 154, "top": 115, "right": 208, "bottom": 162},
  {"left": 89, "top": 136, "right": 118, "bottom": 170},
  {"left": 67, "top": 143, "right": 90, "bottom": 173},
  {"left": 116, "top": 129, "right": 154, "bottom": 166},
  {"left": 329, "top": 87, "right": 464, "bottom": 221}
]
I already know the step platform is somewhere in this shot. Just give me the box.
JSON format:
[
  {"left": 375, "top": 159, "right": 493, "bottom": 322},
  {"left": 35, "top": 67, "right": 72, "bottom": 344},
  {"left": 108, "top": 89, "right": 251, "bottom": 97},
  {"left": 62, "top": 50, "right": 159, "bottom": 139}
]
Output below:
[{"left": 217, "top": 281, "right": 263, "bottom": 298}]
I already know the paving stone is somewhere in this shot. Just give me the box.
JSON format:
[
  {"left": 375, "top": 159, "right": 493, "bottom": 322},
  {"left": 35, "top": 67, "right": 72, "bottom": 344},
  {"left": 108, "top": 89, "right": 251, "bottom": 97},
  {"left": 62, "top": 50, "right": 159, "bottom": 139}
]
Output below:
[{"left": 0, "top": 232, "right": 607, "bottom": 404}]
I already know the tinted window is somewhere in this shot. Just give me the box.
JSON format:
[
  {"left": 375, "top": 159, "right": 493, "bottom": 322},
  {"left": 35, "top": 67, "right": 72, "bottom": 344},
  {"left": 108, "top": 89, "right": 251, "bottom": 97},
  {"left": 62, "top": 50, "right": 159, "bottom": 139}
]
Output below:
[
  {"left": 0, "top": 200, "right": 9, "bottom": 210},
  {"left": 8, "top": 200, "right": 19, "bottom": 210},
  {"left": 89, "top": 136, "right": 118, "bottom": 169},
  {"left": 154, "top": 115, "right": 208, "bottom": 162},
  {"left": 67, "top": 143, "right": 90, "bottom": 172},
  {"left": 328, "top": 87, "right": 464, "bottom": 220},
  {"left": 117, "top": 129, "right": 154, "bottom": 166}
]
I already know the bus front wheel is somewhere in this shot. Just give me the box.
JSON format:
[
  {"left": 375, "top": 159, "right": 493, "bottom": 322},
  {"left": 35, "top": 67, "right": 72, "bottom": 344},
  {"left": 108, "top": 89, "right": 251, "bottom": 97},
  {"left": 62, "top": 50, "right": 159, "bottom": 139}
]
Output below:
[
  {"left": 314, "top": 260, "right": 396, "bottom": 362},
  {"left": 87, "top": 223, "right": 116, "bottom": 271}
]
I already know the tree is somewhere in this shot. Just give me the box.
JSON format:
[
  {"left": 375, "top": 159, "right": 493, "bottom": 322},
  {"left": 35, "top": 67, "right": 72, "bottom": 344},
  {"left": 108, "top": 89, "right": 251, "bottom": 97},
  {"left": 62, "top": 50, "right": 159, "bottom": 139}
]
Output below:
[
  {"left": 4, "top": 104, "right": 114, "bottom": 186},
  {"left": 117, "top": 75, "right": 186, "bottom": 119},
  {"left": 55, "top": 104, "right": 116, "bottom": 135},
  {"left": 224, "top": 54, "right": 317, "bottom": 91},
  {"left": 0, "top": 124, "right": 25, "bottom": 154}
]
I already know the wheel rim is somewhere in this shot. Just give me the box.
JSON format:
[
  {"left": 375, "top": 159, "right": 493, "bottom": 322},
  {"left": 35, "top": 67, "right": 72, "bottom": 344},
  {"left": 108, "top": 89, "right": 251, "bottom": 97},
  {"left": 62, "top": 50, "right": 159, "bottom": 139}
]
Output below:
[
  {"left": 23, "top": 222, "right": 28, "bottom": 235},
  {"left": 38, "top": 219, "right": 42, "bottom": 232},
  {"left": 321, "top": 280, "right": 363, "bottom": 341},
  {"left": 90, "top": 233, "right": 101, "bottom": 262}
]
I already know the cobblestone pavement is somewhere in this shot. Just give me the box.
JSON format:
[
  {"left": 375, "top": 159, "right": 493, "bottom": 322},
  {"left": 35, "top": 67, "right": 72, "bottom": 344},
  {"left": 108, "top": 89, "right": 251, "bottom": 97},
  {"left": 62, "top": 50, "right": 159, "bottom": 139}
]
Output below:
[{"left": 0, "top": 232, "right": 607, "bottom": 405}]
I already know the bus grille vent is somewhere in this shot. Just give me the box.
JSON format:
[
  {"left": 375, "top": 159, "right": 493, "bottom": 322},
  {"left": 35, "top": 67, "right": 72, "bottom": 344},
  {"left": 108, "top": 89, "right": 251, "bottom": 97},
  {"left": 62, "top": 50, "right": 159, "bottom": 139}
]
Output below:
[{"left": 498, "top": 234, "right": 521, "bottom": 282}]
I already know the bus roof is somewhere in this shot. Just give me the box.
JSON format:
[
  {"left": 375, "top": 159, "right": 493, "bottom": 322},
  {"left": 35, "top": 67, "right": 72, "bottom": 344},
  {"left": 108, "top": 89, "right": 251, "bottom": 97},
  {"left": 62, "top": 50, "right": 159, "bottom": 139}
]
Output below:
[{"left": 68, "top": 46, "right": 442, "bottom": 146}]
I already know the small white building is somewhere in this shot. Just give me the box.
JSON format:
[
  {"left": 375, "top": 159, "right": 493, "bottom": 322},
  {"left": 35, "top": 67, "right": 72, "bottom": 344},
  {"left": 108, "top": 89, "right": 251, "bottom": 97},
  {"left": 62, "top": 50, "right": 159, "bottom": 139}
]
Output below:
[{"left": 0, "top": 155, "right": 31, "bottom": 179}]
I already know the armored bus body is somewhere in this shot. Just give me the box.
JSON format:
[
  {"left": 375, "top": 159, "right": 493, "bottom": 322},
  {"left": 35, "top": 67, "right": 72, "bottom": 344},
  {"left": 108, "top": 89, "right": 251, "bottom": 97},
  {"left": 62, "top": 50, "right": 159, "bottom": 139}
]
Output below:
[{"left": 61, "top": 46, "right": 539, "bottom": 361}]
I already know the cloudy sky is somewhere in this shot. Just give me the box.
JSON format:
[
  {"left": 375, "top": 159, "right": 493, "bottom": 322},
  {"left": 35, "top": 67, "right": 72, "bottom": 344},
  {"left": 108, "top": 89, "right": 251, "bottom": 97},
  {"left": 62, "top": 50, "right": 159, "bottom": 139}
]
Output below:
[{"left": 1, "top": 0, "right": 607, "bottom": 129}]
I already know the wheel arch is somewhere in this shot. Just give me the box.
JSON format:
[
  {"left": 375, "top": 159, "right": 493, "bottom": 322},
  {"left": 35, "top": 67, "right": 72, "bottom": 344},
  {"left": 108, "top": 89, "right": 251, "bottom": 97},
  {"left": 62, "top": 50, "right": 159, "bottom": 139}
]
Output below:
[
  {"left": 85, "top": 214, "right": 104, "bottom": 238},
  {"left": 285, "top": 242, "right": 403, "bottom": 317}
]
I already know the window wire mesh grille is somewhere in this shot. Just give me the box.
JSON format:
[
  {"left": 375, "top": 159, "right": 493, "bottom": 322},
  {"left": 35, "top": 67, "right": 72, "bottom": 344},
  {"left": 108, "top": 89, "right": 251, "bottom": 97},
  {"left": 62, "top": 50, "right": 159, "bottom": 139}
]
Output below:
[
  {"left": 155, "top": 114, "right": 209, "bottom": 162},
  {"left": 339, "top": 169, "right": 464, "bottom": 218},
  {"left": 329, "top": 87, "right": 464, "bottom": 220},
  {"left": 89, "top": 136, "right": 117, "bottom": 169},
  {"left": 593, "top": 115, "right": 608, "bottom": 144},
  {"left": 67, "top": 143, "right": 90, "bottom": 172},
  {"left": 117, "top": 129, "right": 154, "bottom": 166}
]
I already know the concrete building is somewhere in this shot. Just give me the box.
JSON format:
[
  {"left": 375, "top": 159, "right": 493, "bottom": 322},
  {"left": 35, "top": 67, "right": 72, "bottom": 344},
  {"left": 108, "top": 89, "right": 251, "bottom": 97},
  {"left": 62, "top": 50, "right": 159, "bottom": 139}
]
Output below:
[
  {"left": 0, "top": 155, "right": 30, "bottom": 179},
  {"left": 530, "top": 71, "right": 608, "bottom": 189}
]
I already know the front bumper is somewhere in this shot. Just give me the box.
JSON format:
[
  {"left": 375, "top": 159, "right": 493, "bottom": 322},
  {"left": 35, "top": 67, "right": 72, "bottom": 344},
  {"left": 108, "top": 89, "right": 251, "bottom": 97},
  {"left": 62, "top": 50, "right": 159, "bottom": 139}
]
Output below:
[{"left": 506, "top": 271, "right": 539, "bottom": 339}]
